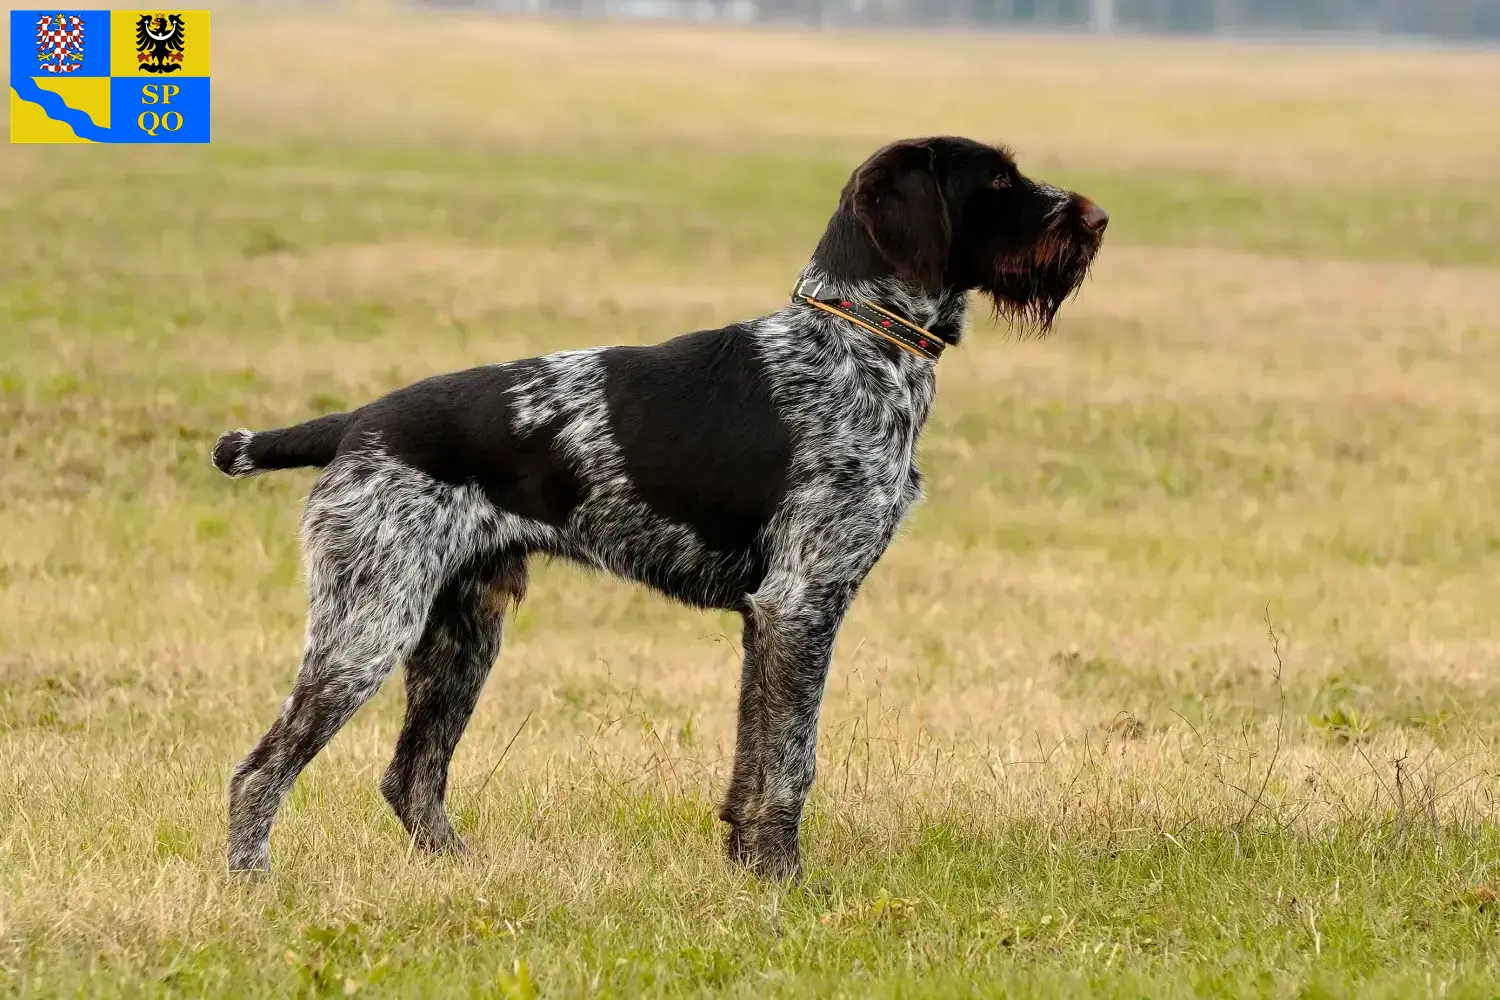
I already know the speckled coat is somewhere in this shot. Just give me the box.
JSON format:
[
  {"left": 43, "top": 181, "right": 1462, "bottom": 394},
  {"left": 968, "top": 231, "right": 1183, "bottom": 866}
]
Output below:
[{"left": 212, "top": 135, "right": 1107, "bottom": 879}]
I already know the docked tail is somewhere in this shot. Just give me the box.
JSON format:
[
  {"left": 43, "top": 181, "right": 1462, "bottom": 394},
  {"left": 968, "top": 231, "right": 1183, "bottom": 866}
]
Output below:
[{"left": 211, "top": 412, "right": 354, "bottom": 478}]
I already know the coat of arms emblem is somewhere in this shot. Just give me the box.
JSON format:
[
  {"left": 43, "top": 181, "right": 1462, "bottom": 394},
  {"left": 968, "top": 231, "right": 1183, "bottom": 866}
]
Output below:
[
  {"left": 135, "top": 13, "right": 186, "bottom": 74},
  {"left": 35, "top": 13, "right": 86, "bottom": 74}
]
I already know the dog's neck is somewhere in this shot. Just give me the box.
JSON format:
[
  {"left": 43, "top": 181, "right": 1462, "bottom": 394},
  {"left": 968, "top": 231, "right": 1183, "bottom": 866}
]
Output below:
[
  {"left": 791, "top": 263, "right": 969, "bottom": 353},
  {"left": 800, "top": 208, "right": 969, "bottom": 349}
]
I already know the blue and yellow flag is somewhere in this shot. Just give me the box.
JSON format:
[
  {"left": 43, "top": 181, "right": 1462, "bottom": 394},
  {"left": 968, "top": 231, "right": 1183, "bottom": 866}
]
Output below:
[{"left": 10, "top": 9, "right": 211, "bottom": 143}]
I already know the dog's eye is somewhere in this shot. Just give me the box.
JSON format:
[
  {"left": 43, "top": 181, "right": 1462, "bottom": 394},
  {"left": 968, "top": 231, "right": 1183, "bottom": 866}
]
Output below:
[{"left": 990, "top": 175, "right": 1012, "bottom": 190}]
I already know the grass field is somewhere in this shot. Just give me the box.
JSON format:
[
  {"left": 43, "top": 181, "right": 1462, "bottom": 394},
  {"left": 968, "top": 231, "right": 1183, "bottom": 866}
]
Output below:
[{"left": 5, "top": 5, "right": 1500, "bottom": 996}]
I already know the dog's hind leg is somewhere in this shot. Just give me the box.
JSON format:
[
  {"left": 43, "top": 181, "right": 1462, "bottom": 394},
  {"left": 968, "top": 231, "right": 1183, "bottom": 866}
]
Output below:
[
  {"left": 226, "top": 463, "right": 473, "bottom": 875},
  {"left": 225, "top": 566, "right": 436, "bottom": 873},
  {"left": 379, "top": 554, "right": 526, "bottom": 855},
  {"left": 226, "top": 595, "right": 429, "bottom": 873}
]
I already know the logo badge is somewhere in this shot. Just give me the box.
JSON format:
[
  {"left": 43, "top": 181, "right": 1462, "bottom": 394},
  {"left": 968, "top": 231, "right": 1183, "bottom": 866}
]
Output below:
[
  {"left": 10, "top": 9, "right": 211, "bottom": 143},
  {"left": 134, "top": 13, "right": 184, "bottom": 74},
  {"left": 36, "top": 12, "right": 87, "bottom": 74}
]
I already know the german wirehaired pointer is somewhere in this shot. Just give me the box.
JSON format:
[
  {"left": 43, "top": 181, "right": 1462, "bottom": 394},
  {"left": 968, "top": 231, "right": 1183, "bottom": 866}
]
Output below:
[{"left": 211, "top": 136, "right": 1107, "bottom": 879}]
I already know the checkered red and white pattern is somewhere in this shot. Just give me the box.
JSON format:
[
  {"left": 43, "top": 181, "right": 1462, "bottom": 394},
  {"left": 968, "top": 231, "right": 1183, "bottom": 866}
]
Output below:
[{"left": 36, "top": 14, "right": 86, "bottom": 74}]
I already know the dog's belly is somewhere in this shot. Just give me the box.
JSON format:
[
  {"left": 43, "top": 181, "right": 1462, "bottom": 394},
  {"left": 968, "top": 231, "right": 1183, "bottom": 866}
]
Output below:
[
  {"left": 612, "top": 547, "right": 769, "bottom": 613},
  {"left": 541, "top": 496, "right": 770, "bottom": 612}
]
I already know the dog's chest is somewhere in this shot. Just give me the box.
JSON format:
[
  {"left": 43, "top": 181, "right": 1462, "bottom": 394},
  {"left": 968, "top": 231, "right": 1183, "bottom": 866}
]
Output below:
[{"left": 789, "top": 369, "right": 931, "bottom": 518}]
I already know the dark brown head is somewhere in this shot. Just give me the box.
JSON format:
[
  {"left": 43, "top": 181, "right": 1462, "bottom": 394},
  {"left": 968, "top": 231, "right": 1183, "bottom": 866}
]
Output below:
[{"left": 812, "top": 136, "right": 1107, "bottom": 335}]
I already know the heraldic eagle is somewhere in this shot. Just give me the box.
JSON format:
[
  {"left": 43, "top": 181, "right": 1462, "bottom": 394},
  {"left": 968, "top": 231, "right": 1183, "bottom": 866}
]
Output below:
[{"left": 135, "top": 14, "right": 186, "bottom": 74}]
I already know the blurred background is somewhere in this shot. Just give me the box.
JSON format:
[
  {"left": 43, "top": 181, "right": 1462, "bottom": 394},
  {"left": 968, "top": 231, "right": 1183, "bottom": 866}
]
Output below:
[
  {"left": 430, "top": 0, "right": 1500, "bottom": 41},
  {"left": 4, "top": 1, "right": 1500, "bottom": 993}
]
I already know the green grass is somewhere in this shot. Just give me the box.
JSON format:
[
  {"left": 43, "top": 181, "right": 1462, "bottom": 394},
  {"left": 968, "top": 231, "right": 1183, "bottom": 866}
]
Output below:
[
  {"left": 16, "top": 816, "right": 1500, "bottom": 997},
  {"left": 5, "top": 10, "right": 1500, "bottom": 997}
]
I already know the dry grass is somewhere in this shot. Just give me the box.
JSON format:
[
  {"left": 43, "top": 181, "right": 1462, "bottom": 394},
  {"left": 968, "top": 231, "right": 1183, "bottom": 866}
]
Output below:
[{"left": 4, "top": 5, "right": 1500, "bottom": 996}]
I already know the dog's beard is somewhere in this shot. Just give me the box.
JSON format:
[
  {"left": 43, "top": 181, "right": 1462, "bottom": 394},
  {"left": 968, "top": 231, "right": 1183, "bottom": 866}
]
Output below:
[{"left": 981, "top": 230, "right": 1100, "bottom": 339}]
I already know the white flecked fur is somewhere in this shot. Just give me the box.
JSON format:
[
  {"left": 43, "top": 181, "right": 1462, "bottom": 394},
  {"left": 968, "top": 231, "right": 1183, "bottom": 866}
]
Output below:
[
  {"left": 224, "top": 267, "right": 962, "bottom": 877},
  {"left": 220, "top": 135, "right": 1106, "bottom": 879}
]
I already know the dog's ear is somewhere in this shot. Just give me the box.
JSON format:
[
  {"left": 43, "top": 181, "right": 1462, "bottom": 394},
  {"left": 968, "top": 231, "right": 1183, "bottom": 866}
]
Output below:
[{"left": 849, "top": 141, "right": 951, "bottom": 295}]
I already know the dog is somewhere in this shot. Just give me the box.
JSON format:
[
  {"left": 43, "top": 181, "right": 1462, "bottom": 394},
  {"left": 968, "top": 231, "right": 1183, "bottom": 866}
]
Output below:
[{"left": 211, "top": 135, "right": 1107, "bottom": 879}]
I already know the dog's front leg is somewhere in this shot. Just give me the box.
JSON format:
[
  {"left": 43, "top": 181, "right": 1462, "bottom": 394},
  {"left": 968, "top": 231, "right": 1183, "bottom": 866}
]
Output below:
[{"left": 722, "top": 577, "right": 858, "bottom": 881}]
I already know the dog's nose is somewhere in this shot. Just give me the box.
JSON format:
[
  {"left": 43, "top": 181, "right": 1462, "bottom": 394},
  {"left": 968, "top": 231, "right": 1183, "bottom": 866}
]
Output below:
[{"left": 1080, "top": 199, "right": 1109, "bottom": 233}]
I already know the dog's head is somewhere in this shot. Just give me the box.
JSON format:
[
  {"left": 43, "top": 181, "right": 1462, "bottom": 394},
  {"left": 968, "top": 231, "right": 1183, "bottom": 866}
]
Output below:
[{"left": 835, "top": 136, "right": 1107, "bottom": 334}]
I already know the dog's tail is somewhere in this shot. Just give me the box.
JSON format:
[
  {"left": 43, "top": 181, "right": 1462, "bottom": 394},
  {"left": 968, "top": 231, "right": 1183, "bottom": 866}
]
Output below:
[{"left": 211, "top": 412, "right": 353, "bottom": 478}]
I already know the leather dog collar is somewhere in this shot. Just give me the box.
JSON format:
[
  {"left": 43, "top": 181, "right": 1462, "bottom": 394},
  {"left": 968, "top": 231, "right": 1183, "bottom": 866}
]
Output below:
[{"left": 792, "top": 276, "right": 951, "bottom": 362}]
